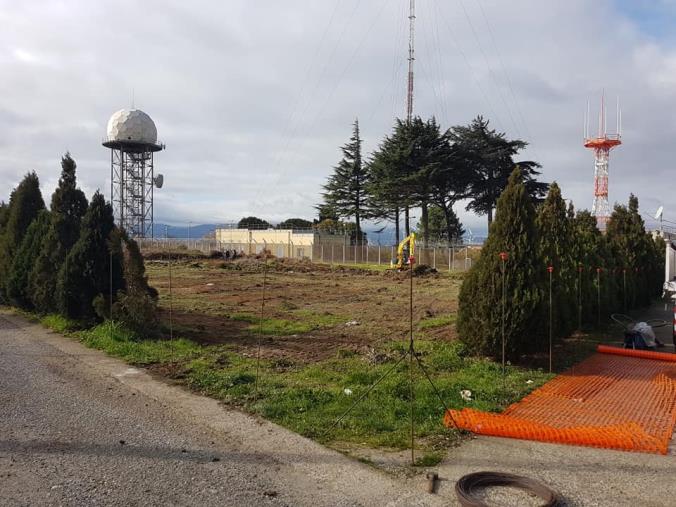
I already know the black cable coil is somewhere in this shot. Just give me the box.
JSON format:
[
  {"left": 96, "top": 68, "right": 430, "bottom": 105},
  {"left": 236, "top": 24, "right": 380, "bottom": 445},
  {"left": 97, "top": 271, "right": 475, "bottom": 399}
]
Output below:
[{"left": 455, "top": 471, "right": 564, "bottom": 507}]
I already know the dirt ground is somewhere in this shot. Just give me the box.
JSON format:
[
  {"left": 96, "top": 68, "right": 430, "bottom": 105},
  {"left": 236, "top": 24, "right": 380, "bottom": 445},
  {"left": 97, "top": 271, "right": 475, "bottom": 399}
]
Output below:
[{"left": 145, "top": 257, "right": 462, "bottom": 362}]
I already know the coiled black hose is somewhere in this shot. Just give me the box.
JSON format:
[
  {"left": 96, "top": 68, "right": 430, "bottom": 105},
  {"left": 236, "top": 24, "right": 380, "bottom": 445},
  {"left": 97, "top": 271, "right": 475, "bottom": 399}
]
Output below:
[{"left": 455, "top": 471, "right": 564, "bottom": 507}]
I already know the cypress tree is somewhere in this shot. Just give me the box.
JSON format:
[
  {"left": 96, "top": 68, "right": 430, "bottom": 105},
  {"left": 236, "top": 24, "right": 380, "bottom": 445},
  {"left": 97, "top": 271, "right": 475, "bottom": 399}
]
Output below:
[
  {"left": 570, "top": 210, "right": 606, "bottom": 327},
  {"left": 536, "top": 182, "right": 576, "bottom": 340},
  {"left": 6, "top": 210, "right": 51, "bottom": 309},
  {"left": 0, "top": 172, "right": 45, "bottom": 301},
  {"left": 457, "top": 167, "right": 543, "bottom": 358},
  {"left": 111, "top": 232, "right": 159, "bottom": 337},
  {"left": 0, "top": 200, "right": 9, "bottom": 232},
  {"left": 30, "top": 153, "right": 88, "bottom": 312},
  {"left": 56, "top": 192, "right": 121, "bottom": 320}
]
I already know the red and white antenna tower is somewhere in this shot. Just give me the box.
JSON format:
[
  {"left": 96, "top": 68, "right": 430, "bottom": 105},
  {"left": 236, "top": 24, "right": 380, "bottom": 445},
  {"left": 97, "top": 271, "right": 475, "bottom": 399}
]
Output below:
[{"left": 584, "top": 92, "right": 622, "bottom": 230}]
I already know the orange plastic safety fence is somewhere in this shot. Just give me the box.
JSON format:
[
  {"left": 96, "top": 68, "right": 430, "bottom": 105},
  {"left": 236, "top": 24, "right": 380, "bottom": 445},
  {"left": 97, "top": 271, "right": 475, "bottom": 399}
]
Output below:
[{"left": 444, "top": 348, "right": 676, "bottom": 454}]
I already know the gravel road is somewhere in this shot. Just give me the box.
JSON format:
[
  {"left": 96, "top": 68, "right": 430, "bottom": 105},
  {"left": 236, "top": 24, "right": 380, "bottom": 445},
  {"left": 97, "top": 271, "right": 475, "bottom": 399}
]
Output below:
[{"left": 0, "top": 311, "right": 443, "bottom": 507}]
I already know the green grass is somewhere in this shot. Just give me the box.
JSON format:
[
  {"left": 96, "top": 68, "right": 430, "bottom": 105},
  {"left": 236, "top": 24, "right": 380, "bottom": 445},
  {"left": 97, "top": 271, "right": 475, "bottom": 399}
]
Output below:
[
  {"left": 230, "top": 310, "right": 345, "bottom": 335},
  {"left": 40, "top": 314, "right": 80, "bottom": 333},
  {"left": 180, "top": 338, "right": 552, "bottom": 449},
  {"left": 76, "top": 321, "right": 202, "bottom": 365},
  {"left": 418, "top": 313, "right": 457, "bottom": 330},
  {"left": 30, "top": 312, "right": 553, "bottom": 455}
]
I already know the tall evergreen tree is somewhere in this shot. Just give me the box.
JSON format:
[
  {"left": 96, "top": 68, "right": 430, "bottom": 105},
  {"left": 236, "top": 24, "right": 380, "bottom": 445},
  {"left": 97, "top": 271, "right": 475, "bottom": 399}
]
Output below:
[
  {"left": 0, "top": 200, "right": 9, "bottom": 232},
  {"left": 457, "top": 167, "right": 543, "bottom": 358},
  {"left": 321, "top": 119, "right": 369, "bottom": 242},
  {"left": 30, "top": 153, "right": 88, "bottom": 312},
  {"left": 570, "top": 210, "right": 606, "bottom": 327},
  {"left": 56, "top": 192, "right": 121, "bottom": 320},
  {"left": 112, "top": 232, "right": 159, "bottom": 336},
  {"left": 6, "top": 210, "right": 51, "bottom": 309},
  {"left": 451, "top": 116, "right": 548, "bottom": 227},
  {"left": 536, "top": 182, "right": 576, "bottom": 340},
  {"left": 606, "top": 194, "right": 657, "bottom": 308},
  {"left": 0, "top": 172, "right": 45, "bottom": 301}
]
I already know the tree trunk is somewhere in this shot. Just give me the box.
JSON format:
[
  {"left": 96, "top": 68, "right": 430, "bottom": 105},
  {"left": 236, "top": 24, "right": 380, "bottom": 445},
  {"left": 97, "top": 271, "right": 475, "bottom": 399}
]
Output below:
[
  {"left": 421, "top": 201, "right": 429, "bottom": 247},
  {"left": 394, "top": 206, "right": 400, "bottom": 245},
  {"left": 405, "top": 206, "right": 410, "bottom": 237},
  {"left": 487, "top": 207, "right": 493, "bottom": 229},
  {"left": 441, "top": 203, "right": 455, "bottom": 247},
  {"left": 355, "top": 210, "right": 361, "bottom": 246}
]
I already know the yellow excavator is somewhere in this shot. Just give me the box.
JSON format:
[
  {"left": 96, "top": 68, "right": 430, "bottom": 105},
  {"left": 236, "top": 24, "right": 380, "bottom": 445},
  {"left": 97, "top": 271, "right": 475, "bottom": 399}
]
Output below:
[{"left": 390, "top": 233, "right": 416, "bottom": 269}]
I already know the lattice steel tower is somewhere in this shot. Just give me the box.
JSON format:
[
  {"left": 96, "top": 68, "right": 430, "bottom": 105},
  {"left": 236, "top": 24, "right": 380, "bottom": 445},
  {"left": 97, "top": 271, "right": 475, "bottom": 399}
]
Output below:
[
  {"left": 102, "top": 109, "right": 165, "bottom": 238},
  {"left": 584, "top": 94, "right": 621, "bottom": 230}
]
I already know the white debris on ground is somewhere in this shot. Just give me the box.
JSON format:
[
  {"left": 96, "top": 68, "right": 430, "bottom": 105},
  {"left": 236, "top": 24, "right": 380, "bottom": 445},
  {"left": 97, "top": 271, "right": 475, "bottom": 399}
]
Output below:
[{"left": 460, "top": 389, "right": 472, "bottom": 402}]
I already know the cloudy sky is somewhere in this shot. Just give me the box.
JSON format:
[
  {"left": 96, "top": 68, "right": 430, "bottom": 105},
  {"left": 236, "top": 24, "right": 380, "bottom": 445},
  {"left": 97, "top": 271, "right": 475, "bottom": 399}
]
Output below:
[{"left": 1, "top": 0, "right": 676, "bottom": 235}]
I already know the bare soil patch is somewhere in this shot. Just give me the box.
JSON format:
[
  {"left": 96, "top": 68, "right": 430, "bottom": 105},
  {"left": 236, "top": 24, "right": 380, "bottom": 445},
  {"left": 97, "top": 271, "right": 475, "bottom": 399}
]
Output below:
[{"left": 147, "top": 258, "right": 462, "bottom": 362}]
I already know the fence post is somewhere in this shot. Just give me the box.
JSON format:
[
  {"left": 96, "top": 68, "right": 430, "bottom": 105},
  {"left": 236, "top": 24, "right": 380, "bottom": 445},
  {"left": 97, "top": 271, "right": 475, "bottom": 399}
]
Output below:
[
  {"left": 331, "top": 243, "right": 334, "bottom": 265},
  {"left": 354, "top": 244, "right": 357, "bottom": 264},
  {"left": 433, "top": 248, "right": 436, "bottom": 269},
  {"left": 465, "top": 247, "right": 469, "bottom": 270},
  {"left": 343, "top": 243, "right": 346, "bottom": 264},
  {"left": 321, "top": 243, "right": 324, "bottom": 263},
  {"left": 378, "top": 245, "right": 381, "bottom": 265}
]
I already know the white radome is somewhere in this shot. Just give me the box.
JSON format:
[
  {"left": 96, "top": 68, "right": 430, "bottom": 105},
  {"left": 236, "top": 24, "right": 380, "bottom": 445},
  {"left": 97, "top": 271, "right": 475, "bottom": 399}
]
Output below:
[{"left": 106, "top": 109, "right": 158, "bottom": 144}]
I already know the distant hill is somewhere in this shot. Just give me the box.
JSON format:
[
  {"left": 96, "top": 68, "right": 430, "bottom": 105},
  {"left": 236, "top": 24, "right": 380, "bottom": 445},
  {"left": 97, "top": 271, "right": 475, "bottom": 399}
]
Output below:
[{"left": 152, "top": 223, "right": 219, "bottom": 239}]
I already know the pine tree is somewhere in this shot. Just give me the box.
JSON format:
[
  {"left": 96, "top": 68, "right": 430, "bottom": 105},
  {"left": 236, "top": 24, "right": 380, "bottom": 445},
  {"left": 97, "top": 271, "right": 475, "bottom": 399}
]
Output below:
[
  {"left": 451, "top": 116, "right": 548, "bottom": 228},
  {"left": 321, "top": 119, "right": 369, "bottom": 242},
  {"left": 6, "top": 210, "right": 51, "bottom": 309},
  {"left": 0, "top": 172, "right": 45, "bottom": 301},
  {"left": 536, "top": 182, "right": 576, "bottom": 340},
  {"left": 457, "top": 167, "right": 543, "bottom": 358},
  {"left": 56, "top": 192, "right": 121, "bottom": 320},
  {"left": 30, "top": 153, "right": 88, "bottom": 312}
]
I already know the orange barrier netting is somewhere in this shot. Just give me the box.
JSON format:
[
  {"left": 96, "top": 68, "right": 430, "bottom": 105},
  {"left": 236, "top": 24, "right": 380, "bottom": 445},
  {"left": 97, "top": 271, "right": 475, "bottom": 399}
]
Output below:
[{"left": 444, "top": 347, "right": 676, "bottom": 454}]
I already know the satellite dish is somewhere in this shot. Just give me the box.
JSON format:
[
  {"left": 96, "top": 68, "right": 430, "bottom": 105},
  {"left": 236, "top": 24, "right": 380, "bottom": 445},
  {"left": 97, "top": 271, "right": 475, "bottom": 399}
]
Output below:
[
  {"left": 154, "top": 174, "right": 164, "bottom": 189},
  {"left": 655, "top": 206, "right": 664, "bottom": 220}
]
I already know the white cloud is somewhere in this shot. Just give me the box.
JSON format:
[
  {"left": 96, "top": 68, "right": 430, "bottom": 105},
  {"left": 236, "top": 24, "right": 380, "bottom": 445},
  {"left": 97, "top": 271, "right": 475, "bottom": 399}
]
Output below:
[{"left": 0, "top": 0, "right": 673, "bottom": 234}]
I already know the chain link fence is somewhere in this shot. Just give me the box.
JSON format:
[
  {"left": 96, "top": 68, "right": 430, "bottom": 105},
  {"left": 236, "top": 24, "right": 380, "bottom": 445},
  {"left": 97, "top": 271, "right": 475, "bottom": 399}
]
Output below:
[{"left": 138, "top": 237, "right": 481, "bottom": 271}]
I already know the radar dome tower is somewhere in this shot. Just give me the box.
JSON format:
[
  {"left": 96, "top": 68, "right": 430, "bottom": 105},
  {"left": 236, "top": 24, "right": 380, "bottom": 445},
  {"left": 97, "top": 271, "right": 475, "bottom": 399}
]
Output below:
[
  {"left": 102, "top": 109, "right": 165, "bottom": 238},
  {"left": 584, "top": 94, "right": 621, "bottom": 231}
]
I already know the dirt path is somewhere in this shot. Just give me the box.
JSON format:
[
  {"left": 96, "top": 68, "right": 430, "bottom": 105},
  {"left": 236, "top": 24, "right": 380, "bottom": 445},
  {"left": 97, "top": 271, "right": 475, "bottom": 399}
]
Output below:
[{"left": 0, "top": 311, "right": 444, "bottom": 507}]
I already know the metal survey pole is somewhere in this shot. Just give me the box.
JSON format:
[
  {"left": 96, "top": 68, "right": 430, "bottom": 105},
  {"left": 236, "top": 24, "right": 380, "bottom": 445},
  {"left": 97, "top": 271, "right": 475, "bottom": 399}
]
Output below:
[
  {"left": 578, "top": 265, "right": 582, "bottom": 330},
  {"left": 596, "top": 268, "right": 601, "bottom": 328},
  {"left": 500, "top": 252, "right": 508, "bottom": 385},
  {"left": 623, "top": 268, "right": 627, "bottom": 312},
  {"left": 548, "top": 266, "right": 553, "bottom": 373}
]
